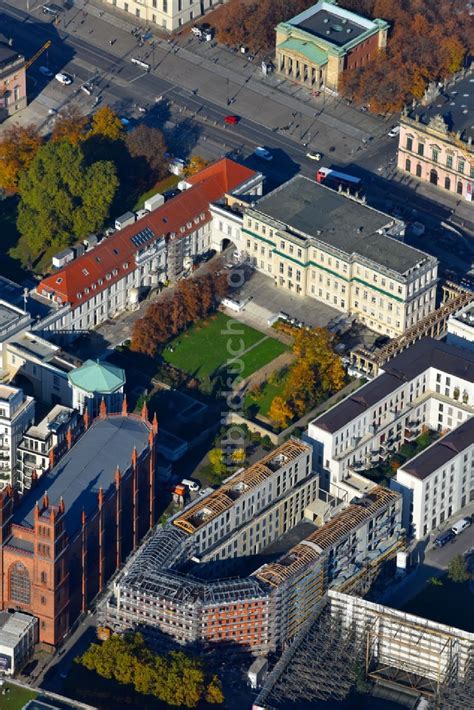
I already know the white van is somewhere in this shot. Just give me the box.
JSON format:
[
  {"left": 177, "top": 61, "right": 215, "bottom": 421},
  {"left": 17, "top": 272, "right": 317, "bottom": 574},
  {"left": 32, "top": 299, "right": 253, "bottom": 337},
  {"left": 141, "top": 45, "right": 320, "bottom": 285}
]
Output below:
[
  {"left": 451, "top": 517, "right": 471, "bottom": 535},
  {"left": 181, "top": 479, "right": 200, "bottom": 492}
]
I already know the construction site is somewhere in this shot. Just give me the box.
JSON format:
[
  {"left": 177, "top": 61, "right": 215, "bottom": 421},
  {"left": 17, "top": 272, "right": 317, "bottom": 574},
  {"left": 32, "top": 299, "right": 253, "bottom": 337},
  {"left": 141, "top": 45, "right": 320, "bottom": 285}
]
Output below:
[
  {"left": 254, "top": 590, "right": 474, "bottom": 710},
  {"left": 98, "top": 440, "right": 404, "bottom": 655}
]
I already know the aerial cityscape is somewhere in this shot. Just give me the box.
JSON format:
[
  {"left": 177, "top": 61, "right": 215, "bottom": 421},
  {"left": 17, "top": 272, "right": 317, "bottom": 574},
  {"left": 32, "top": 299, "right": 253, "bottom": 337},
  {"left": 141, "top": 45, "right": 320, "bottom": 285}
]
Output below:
[{"left": 0, "top": 0, "right": 472, "bottom": 709}]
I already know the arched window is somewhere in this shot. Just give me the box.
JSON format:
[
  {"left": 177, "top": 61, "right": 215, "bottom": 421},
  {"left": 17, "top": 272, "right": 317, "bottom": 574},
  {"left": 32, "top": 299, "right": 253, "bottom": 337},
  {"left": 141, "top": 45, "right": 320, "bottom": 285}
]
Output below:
[
  {"left": 444, "top": 177, "right": 451, "bottom": 191},
  {"left": 405, "top": 158, "right": 411, "bottom": 172},
  {"left": 429, "top": 169, "right": 438, "bottom": 186},
  {"left": 416, "top": 164, "right": 422, "bottom": 178},
  {"left": 457, "top": 181, "right": 463, "bottom": 195},
  {"left": 9, "top": 563, "right": 31, "bottom": 604}
]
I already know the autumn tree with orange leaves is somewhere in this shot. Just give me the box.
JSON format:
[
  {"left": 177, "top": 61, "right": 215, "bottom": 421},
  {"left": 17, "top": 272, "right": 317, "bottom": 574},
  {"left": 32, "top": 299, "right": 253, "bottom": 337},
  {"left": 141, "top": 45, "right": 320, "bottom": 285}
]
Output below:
[
  {"left": 268, "top": 328, "right": 346, "bottom": 430},
  {"left": 0, "top": 124, "right": 43, "bottom": 194}
]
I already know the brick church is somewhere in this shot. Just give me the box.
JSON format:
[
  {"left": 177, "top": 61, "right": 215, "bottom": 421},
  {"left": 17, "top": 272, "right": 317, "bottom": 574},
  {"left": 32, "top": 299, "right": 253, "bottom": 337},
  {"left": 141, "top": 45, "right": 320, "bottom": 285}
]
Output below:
[{"left": 0, "top": 400, "right": 158, "bottom": 647}]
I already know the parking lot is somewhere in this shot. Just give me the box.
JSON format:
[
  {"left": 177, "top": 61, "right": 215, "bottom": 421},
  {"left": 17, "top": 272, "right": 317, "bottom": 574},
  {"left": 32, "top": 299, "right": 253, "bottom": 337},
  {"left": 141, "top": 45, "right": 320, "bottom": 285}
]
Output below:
[{"left": 231, "top": 270, "right": 340, "bottom": 332}]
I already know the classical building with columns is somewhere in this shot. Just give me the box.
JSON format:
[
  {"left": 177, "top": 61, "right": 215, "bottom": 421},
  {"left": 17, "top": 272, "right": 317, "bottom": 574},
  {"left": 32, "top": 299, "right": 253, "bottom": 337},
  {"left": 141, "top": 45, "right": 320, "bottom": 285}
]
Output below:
[
  {"left": 0, "top": 401, "right": 157, "bottom": 647},
  {"left": 275, "top": 0, "right": 388, "bottom": 93},
  {"left": 397, "top": 70, "right": 474, "bottom": 202}
]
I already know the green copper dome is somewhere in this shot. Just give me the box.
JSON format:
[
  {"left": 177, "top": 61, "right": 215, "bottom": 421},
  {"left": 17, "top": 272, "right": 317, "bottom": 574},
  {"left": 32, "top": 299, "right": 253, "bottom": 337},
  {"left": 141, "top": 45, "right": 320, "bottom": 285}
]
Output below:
[{"left": 68, "top": 359, "right": 125, "bottom": 394}]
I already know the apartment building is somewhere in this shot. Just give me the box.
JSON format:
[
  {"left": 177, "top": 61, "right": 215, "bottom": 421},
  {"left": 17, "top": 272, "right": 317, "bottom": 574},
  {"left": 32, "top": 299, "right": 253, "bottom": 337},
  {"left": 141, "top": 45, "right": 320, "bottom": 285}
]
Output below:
[
  {"left": 242, "top": 176, "right": 438, "bottom": 337},
  {"left": 0, "top": 385, "right": 35, "bottom": 490},
  {"left": 276, "top": 0, "right": 388, "bottom": 93},
  {"left": 394, "top": 418, "right": 474, "bottom": 538},
  {"left": 16, "top": 405, "right": 81, "bottom": 494},
  {"left": 173, "top": 440, "right": 314, "bottom": 558},
  {"left": 101, "top": 435, "right": 402, "bottom": 653},
  {"left": 103, "top": 0, "right": 218, "bottom": 32},
  {"left": 307, "top": 338, "right": 474, "bottom": 536},
  {"left": 0, "top": 34, "right": 27, "bottom": 120},
  {"left": 446, "top": 301, "right": 474, "bottom": 353},
  {"left": 35, "top": 159, "right": 262, "bottom": 337},
  {"left": 397, "top": 69, "right": 474, "bottom": 202}
]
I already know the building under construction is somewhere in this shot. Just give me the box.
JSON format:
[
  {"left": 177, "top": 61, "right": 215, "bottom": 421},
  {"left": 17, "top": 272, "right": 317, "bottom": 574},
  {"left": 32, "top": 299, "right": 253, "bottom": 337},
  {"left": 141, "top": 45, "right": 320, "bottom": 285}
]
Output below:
[{"left": 100, "top": 439, "right": 403, "bottom": 653}]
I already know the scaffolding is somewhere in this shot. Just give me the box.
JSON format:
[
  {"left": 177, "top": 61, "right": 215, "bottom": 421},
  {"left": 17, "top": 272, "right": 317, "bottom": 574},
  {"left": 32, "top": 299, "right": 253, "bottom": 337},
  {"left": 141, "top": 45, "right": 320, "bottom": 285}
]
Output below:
[{"left": 349, "top": 284, "right": 473, "bottom": 377}]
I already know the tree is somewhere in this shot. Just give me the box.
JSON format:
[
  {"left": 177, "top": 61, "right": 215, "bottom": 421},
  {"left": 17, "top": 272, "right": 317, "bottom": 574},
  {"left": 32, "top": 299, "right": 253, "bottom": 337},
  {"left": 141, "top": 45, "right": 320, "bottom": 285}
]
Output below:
[
  {"left": 51, "top": 104, "right": 88, "bottom": 145},
  {"left": 268, "top": 396, "right": 293, "bottom": 429},
  {"left": 447, "top": 554, "right": 469, "bottom": 584},
  {"left": 205, "top": 675, "right": 225, "bottom": 704},
  {"left": 77, "top": 634, "right": 220, "bottom": 708},
  {"left": 0, "top": 123, "right": 43, "bottom": 193},
  {"left": 88, "top": 105, "right": 125, "bottom": 142},
  {"left": 16, "top": 140, "right": 118, "bottom": 260},
  {"left": 125, "top": 124, "right": 168, "bottom": 180},
  {"left": 208, "top": 447, "right": 227, "bottom": 476},
  {"left": 231, "top": 448, "right": 246, "bottom": 465},
  {"left": 184, "top": 155, "right": 211, "bottom": 177}
]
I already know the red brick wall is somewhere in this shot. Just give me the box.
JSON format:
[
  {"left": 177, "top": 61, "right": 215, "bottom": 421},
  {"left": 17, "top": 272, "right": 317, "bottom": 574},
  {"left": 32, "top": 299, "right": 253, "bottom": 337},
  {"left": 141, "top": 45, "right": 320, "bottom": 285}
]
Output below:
[{"left": 345, "top": 32, "right": 379, "bottom": 71}]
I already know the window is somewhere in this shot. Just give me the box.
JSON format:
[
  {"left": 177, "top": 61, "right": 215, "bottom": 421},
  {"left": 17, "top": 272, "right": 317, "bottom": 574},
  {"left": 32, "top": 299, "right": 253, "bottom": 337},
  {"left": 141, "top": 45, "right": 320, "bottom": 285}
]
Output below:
[
  {"left": 405, "top": 158, "right": 411, "bottom": 172},
  {"left": 417, "top": 143, "right": 424, "bottom": 156},
  {"left": 444, "top": 176, "right": 451, "bottom": 191},
  {"left": 406, "top": 136, "right": 413, "bottom": 151},
  {"left": 458, "top": 159, "right": 465, "bottom": 174},
  {"left": 416, "top": 164, "right": 422, "bottom": 177},
  {"left": 432, "top": 148, "right": 438, "bottom": 163},
  {"left": 163, "top": 0, "right": 167, "bottom": 10},
  {"left": 9, "top": 563, "right": 31, "bottom": 604},
  {"left": 446, "top": 155, "right": 453, "bottom": 169}
]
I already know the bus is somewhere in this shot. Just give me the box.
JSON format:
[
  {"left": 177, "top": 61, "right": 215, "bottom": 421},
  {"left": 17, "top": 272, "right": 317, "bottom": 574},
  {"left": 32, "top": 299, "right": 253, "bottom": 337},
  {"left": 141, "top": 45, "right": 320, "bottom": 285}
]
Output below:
[{"left": 316, "top": 167, "right": 362, "bottom": 192}]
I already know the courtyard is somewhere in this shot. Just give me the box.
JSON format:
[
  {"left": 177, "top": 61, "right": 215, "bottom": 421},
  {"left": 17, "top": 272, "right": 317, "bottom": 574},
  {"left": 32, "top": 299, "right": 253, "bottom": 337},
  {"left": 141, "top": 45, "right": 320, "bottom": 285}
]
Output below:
[{"left": 162, "top": 311, "right": 288, "bottom": 382}]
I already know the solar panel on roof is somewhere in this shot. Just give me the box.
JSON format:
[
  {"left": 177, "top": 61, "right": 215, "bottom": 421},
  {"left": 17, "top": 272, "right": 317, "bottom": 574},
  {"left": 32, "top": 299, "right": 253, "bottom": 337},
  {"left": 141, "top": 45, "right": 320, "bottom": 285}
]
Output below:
[{"left": 131, "top": 226, "right": 155, "bottom": 247}]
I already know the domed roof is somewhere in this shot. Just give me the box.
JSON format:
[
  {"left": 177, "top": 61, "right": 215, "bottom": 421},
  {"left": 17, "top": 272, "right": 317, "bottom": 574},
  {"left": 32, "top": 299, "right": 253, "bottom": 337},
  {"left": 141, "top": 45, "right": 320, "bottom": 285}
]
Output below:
[{"left": 68, "top": 359, "right": 126, "bottom": 394}]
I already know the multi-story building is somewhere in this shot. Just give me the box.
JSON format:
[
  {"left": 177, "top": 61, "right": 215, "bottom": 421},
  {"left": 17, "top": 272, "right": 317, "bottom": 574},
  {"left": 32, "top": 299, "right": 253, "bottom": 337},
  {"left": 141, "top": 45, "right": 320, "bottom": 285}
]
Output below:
[
  {"left": 0, "top": 405, "right": 157, "bottom": 647},
  {"left": 0, "top": 386, "right": 35, "bottom": 490},
  {"left": 242, "top": 176, "right": 438, "bottom": 337},
  {"left": 397, "top": 69, "right": 474, "bottom": 202},
  {"left": 35, "top": 159, "right": 262, "bottom": 337},
  {"left": 275, "top": 0, "right": 388, "bottom": 93},
  {"left": 393, "top": 417, "right": 473, "bottom": 538},
  {"left": 102, "top": 0, "right": 218, "bottom": 32},
  {"left": 16, "top": 405, "right": 81, "bottom": 494},
  {"left": 446, "top": 300, "right": 474, "bottom": 353},
  {"left": 173, "top": 440, "right": 315, "bottom": 559},
  {"left": 101, "top": 438, "right": 402, "bottom": 654},
  {"left": 68, "top": 359, "right": 125, "bottom": 416},
  {"left": 0, "top": 34, "right": 27, "bottom": 121},
  {"left": 307, "top": 337, "right": 474, "bottom": 536}
]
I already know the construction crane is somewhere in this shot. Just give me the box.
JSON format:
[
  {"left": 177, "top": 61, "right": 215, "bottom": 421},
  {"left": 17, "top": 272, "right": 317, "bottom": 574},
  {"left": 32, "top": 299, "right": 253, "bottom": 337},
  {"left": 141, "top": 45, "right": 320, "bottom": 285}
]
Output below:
[{"left": 24, "top": 40, "right": 52, "bottom": 71}]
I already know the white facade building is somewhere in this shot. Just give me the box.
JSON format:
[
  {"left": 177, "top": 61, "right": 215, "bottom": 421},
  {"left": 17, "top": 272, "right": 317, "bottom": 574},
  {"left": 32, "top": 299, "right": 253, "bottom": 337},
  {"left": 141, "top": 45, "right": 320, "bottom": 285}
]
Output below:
[
  {"left": 394, "top": 418, "right": 473, "bottom": 538},
  {"left": 0, "top": 612, "right": 38, "bottom": 675},
  {"left": 102, "top": 0, "right": 221, "bottom": 32},
  {"left": 446, "top": 300, "right": 474, "bottom": 353},
  {"left": 35, "top": 160, "right": 263, "bottom": 339},
  {"left": 0, "top": 385, "right": 35, "bottom": 489},
  {"left": 306, "top": 338, "right": 474, "bottom": 537}
]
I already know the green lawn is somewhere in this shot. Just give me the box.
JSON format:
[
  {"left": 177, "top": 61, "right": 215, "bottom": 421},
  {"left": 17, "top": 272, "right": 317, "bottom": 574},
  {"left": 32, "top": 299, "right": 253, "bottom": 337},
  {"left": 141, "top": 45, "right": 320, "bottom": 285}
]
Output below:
[
  {"left": 245, "top": 371, "right": 290, "bottom": 417},
  {"left": 401, "top": 576, "right": 474, "bottom": 632},
  {"left": 2, "top": 683, "right": 37, "bottom": 710},
  {"left": 162, "top": 312, "right": 287, "bottom": 380}
]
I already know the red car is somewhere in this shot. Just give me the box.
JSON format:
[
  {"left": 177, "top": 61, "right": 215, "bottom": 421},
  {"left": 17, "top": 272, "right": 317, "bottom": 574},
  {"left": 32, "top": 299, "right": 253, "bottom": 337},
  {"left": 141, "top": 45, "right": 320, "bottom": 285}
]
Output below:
[{"left": 224, "top": 114, "right": 239, "bottom": 125}]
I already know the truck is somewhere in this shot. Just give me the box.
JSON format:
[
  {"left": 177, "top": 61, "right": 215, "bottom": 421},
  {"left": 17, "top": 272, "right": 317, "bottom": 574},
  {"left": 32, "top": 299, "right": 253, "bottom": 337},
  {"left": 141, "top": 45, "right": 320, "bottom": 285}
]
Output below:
[{"left": 451, "top": 517, "right": 471, "bottom": 535}]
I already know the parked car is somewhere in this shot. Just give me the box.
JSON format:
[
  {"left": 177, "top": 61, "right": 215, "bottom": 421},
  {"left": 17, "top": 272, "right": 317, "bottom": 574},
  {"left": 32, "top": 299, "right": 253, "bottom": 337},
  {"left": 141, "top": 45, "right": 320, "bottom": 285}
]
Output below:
[
  {"left": 42, "top": 3, "right": 62, "bottom": 15},
  {"left": 254, "top": 146, "right": 272, "bottom": 161},
  {"left": 434, "top": 530, "right": 455, "bottom": 547},
  {"left": 181, "top": 479, "right": 200, "bottom": 492},
  {"left": 55, "top": 72, "right": 73, "bottom": 85},
  {"left": 451, "top": 517, "right": 471, "bottom": 535},
  {"left": 81, "top": 82, "right": 94, "bottom": 95},
  {"left": 388, "top": 125, "right": 401, "bottom": 138},
  {"left": 306, "top": 151, "right": 322, "bottom": 161},
  {"left": 224, "top": 114, "right": 239, "bottom": 125},
  {"left": 38, "top": 66, "right": 53, "bottom": 77}
]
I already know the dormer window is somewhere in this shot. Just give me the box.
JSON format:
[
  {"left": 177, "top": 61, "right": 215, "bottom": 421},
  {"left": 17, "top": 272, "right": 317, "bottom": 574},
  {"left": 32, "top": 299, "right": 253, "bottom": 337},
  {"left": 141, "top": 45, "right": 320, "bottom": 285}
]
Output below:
[
  {"left": 123, "top": 262, "right": 129, "bottom": 269},
  {"left": 77, "top": 292, "right": 82, "bottom": 299},
  {"left": 56, "top": 278, "right": 63, "bottom": 284},
  {"left": 92, "top": 284, "right": 97, "bottom": 290},
  {"left": 180, "top": 226, "right": 186, "bottom": 233},
  {"left": 112, "top": 268, "right": 118, "bottom": 276},
  {"left": 82, "top": 268, "right": 89, "bottom": 276},
  {"left": 84, "top": 287, "right": 90, "bottom": 294},
  {"left": 106, "top": 274, "right": 111, "bottom": 281},
  {"left": 98, "top": 279, "right": 103, "bottom": 286},
  {"left": 187, "top": 222, "right": 192, "bottom": 229}
]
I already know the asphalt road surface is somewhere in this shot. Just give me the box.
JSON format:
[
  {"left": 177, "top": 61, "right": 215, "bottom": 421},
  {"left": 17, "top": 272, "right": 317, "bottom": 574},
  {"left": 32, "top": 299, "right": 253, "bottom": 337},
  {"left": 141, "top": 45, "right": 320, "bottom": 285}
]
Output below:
[{"left": 1, "top": 0, "right": 473, "bottom": 274}]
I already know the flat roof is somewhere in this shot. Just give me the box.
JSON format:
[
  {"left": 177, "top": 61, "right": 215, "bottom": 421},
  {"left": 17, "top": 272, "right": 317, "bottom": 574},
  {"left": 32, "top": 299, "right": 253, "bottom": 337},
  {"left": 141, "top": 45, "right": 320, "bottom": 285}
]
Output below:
[
  {"left": 407, "top": 71, "right": 474, "bottom": 143},
  {"left": 13, "top": 416, "right": 150, "bottom": 538},
  {"left": 294, "top": 7, "right": 368, "bottom": 47},
  {"left": 313, "top": 338, "right": 474, "bottom": 433},
  {"left": 25, "top": 405, "right": 75, "bottom": 441},
  {"left": 253, "top": 176, "right": 430, "bottom": 275},
  {"left": 400, "top": 418, "right": 474, "bottom": 481}
]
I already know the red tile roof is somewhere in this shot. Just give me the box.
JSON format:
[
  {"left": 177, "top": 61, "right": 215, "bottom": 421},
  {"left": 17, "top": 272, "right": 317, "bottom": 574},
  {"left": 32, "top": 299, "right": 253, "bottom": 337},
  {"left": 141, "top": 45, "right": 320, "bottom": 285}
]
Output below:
[{"left": 37, "top": 159, "right": 257, "bottom": 309}]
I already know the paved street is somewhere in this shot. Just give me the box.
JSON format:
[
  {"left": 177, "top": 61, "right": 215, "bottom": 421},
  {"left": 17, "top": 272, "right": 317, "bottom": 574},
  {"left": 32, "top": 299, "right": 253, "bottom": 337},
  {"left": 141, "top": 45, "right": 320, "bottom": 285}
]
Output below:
[{"left": 1, "top": 0, "right": 473, "bottom": 256}]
